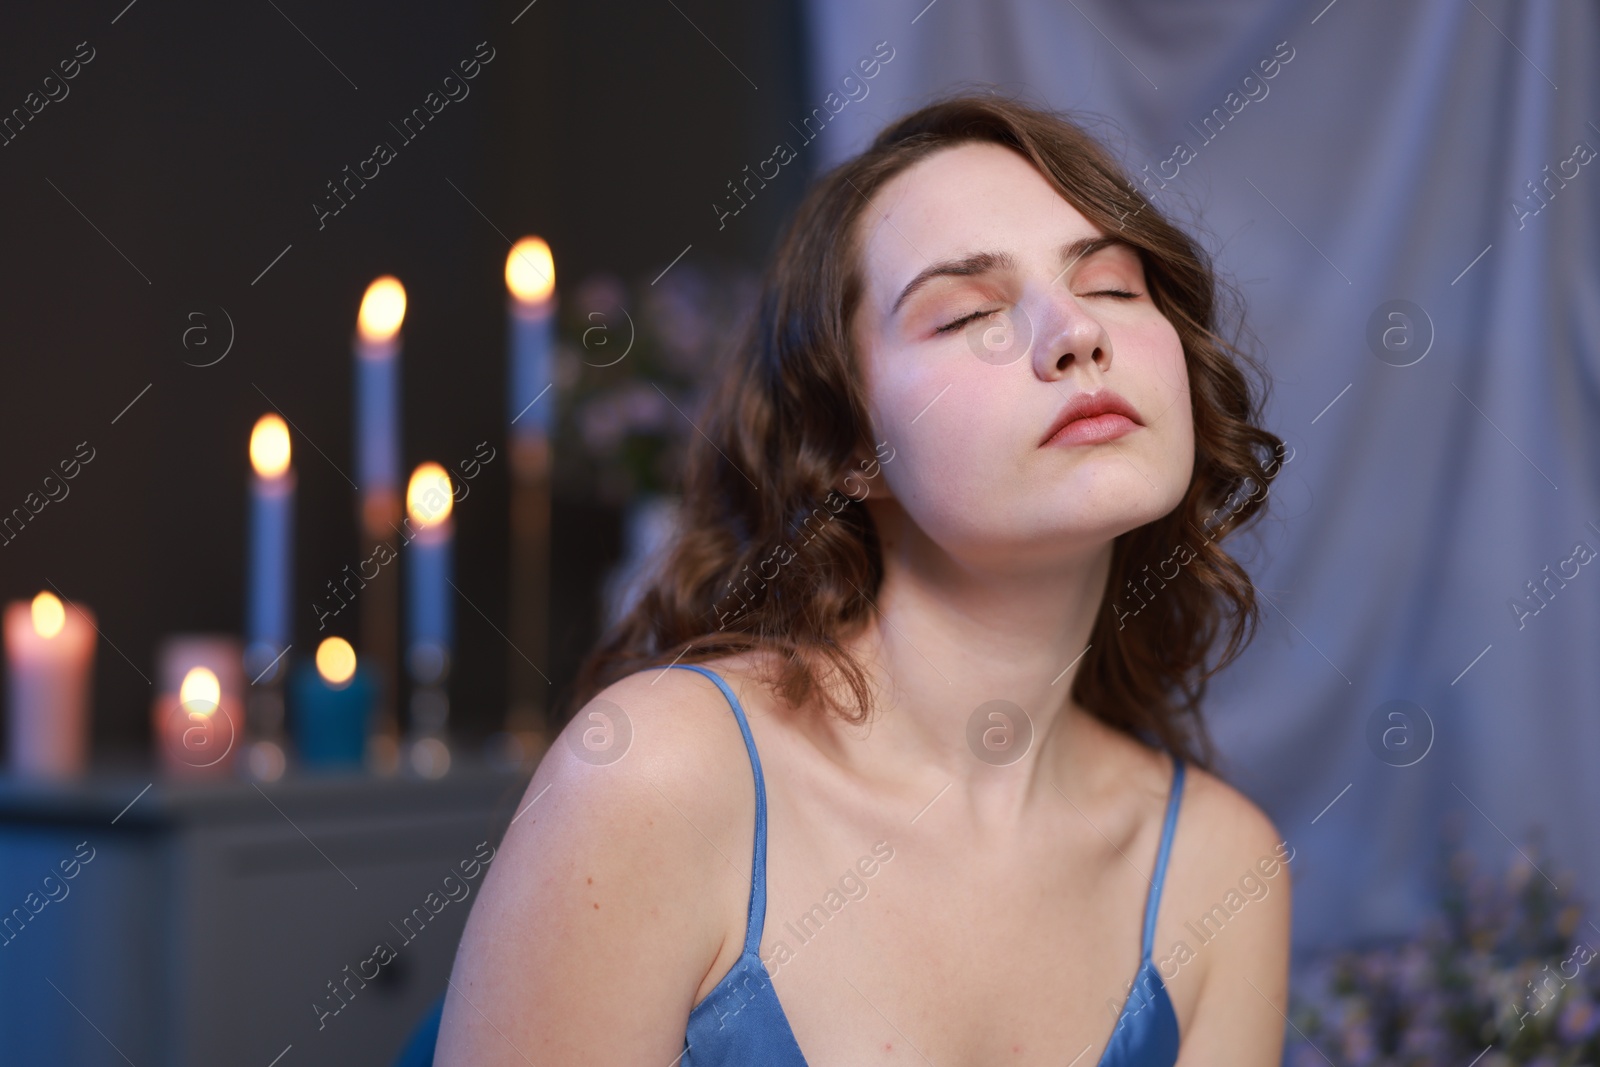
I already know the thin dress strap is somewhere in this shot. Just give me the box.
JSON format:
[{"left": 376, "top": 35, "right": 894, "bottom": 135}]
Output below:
[
  {"left": 1140, "top": 754, "right": 1186, "bottom": 961},
  {"left": 669, "top": 663, "right": 769, "bottom": 959}
]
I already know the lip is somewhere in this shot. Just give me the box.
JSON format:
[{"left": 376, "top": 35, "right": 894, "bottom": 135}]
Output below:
[{"left": 1039, "top": 389, "right": 1143, "bottom": 448}]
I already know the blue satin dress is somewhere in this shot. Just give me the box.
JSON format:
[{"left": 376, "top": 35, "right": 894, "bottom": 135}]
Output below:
[{"left": 674, "top": 663, "right": 1186, "bottom": 1067}]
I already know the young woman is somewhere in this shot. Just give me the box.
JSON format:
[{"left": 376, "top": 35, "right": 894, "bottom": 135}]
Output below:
[{"left": 438, "top": 93, "right": 1293, "bottom": 1067}]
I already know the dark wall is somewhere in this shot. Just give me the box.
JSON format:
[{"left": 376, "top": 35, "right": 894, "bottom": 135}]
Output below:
[{"left": 0, "top": 0, "right": 809, "bottom": 755}]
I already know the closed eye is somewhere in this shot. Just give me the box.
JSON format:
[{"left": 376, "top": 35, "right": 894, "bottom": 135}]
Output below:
[
  {"left": 934, "top": 308, "right": 999, "bottom": 334},
  {"left": 936, "top": 289, "right": 1141, "bottom": 334}
]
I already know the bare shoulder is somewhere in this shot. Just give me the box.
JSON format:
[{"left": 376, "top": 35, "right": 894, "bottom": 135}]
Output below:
[
  {"left": 1170, "top": 761, "right": 1292, "bottom": 883},
  {"left": 1161, "top": 761, "right": 1295, "bottom": 1066},
  {"left": 435, "top": 660, "right": 761, "bottom": 1065},
  {"left": 490, "top": 657, "right": 765, "bottom": 901},
  {"left": 1162, "top": 760, "right": 1294, "bottom": 952},
  {"left": 556, "top": 658, "right": 762, "bottom": 794},
  {"left": 491, "top": 660, "right": 763, "bottom": 872}
]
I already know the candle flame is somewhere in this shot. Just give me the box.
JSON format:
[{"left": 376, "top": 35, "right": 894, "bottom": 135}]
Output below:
[
  {"left": 179, "top": 667, "right": 221, "bottom": 718},
  {"left": 358, "top": 276, "right": 407, "bottom": 341},
  {"left": 249, "top": 414, "right": 292, "bottom": 478},
  {"left": 316, "top": 637, "right": 357, "bottom": 687},
  {"left": 505, "top": 237, "right": 555, "bottom": 303},
  {"left": 406, "top": 462, "right": 454, "bottom": 526},
  {"left": 31, "top": 592, "right": 65, "bottom": 639}
]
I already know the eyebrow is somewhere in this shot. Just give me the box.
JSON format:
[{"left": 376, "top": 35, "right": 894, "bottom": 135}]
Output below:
[{"left": 888, "top": 235, "right": 1136, "bottom": 317}]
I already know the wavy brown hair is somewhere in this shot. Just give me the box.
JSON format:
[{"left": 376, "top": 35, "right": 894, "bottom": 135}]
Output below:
[{"left": 563, "top": 91, "right": 1285, "bottom": 770}]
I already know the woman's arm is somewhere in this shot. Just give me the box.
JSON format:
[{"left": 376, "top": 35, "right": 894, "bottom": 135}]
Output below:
[
  {"left": 434, "top": 673, "right": 750, "bottom": 1066},
  {"left": 1170, "top": 778, "right": 1294, "bottom": 1066}
]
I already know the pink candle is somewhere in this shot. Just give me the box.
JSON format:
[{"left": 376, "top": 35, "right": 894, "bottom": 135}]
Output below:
[
  {"left": 4, "top": 592, "right": 96, "bottom": 778},
  {"left": 151, "top": 665, "right": 244, "bottom": 777}
]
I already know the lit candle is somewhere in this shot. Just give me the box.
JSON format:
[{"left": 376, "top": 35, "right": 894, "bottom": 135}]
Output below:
[
  {"left": 151, "top": 633, "right": 244, "bottom": 777},
  {"left": 353, "top": 276, "right": 407, "bottom": 772},
  {"left": 245, "top": 414, "right": 295, "bottom": 681},
  {"left": 152, "top": 664, "right": 244, "bottom": 776},
  {"left": 355, "top": 275, "right": 406, "bottom": 519},
  {"left": 405, "top": 463, "right": 454, "bottom": 682},
  {"left": 506, "top": 237, "right": 556, "bottom": 439},
  {"left": 290, "top": 636, "right": 374, "bottom": 769},
  {"left": 3, "top": 592, "right": 95, "bottom": 777},
  {"left": 502, "top": 238, "right": 556, "bottom": 762}
]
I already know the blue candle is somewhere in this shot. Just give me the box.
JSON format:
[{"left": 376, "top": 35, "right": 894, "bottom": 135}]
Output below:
[
  {"left": 290, "top": 637, "right": 373, "bottom": 768},
  {"left": 505, "top": 237, "right": 556, "bottom": 440},
  {"left": 354, "top": 276, "right": 405, "bottom": 498},
  {"left": 404, "top": 463, "right": 454, "bottom": 682},
  {"left": 246, "top": 414, "right": 294, "bottom": 679}
]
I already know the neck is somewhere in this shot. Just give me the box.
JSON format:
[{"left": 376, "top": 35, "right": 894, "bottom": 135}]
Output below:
[{"left": 823, "top": 505, "right": 1116, "bottom": 824}]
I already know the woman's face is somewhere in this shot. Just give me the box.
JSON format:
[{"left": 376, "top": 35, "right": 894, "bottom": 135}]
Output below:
[{"left": 849, "top": 141, "right": 1194, "bottom": 570}]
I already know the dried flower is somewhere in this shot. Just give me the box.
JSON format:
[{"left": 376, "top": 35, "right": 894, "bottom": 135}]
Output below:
[
  {"left": 1290, "top": 836, "right": 1599, "bottom": 1065},
  {"left": 554, "top": 262, "right": 759, "bottom": 502}
]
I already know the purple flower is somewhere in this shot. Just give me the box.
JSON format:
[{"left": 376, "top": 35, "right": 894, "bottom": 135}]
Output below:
[
  {"left": 1558, "top": 989, "right": 1600, "bottom": 1043},
  {"left": 1338, "top": 1017, "right": 1376, "bottom": 1066},
  {"left": 580, "top": 393, "right": 628, "bottom": 453},
  {"left": 579, "top": 383, "right": 674, "bottom": 454},
  {"left": 644, "top": 268, "right": 713, "bottom": 371},
  {"left": 621, "top": 383, "right": 669, "bottom": 430},
  {"left": 1398, "top": 1020, "right": 1448, "bottom": 1059},
  {"left": 1505, "top": 852, "right": 1535, "bottom": 895},
  {"left": 573, "top": 273, "right": 628, "bottom": 320}
]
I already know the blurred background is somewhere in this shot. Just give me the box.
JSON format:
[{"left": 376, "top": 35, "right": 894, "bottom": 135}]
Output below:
[{"left": 1, "top": 1, "right": 1596, "bottom": 1064}]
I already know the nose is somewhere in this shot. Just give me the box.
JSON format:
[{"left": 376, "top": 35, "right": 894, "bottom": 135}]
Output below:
[{"left": 1031, "top": 288, "right": 1113, "bottom": 382}]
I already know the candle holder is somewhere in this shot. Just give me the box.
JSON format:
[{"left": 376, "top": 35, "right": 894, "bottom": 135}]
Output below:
[
  {"left": 152, "top": 638, "right": 245, "bottom": 779},
  {"left": 359, "top": 489, "right": 403, "bottom": 777},
  {"left": 241, "top": 641, "right": 289, "bottom": 781},
  {"left": 405, "top": 642, "right": 451, "bottom": 779},
  {"left": 500, "top": 433, "right": 552, "bottom": 768}
]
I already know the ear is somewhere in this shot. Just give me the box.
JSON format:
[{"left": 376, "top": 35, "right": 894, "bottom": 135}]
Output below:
[{"left": 831, "top": 442, "right": 894, "bottom": 502}]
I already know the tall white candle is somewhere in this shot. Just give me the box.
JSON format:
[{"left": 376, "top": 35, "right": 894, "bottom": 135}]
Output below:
[
  {"left": 404, "top": 463, "right": 454, "bottom": 682},
  {"left": 4, "top": 592, "right": 95, "bottom": 778},
  {"left": 355, "top": 276, "right": 406, "bottom": 507},
  {"left": 245, "top": 414, "right": 294, "bottom": 681},
  {"left": 505, "top": 237, "right": 556, "bottom": 440}
]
